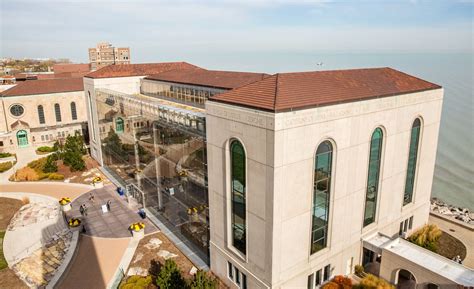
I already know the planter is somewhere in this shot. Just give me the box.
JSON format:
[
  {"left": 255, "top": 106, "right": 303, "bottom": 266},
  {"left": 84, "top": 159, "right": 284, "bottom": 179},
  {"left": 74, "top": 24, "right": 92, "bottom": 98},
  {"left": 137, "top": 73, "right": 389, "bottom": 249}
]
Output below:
[
  {"left": 62, "top": 203, "right": 72, "bottom": 212},
  {"left": 132, "top": 229, "right": 145, "bottom": 239},
  {"left": 93, "top": 181, "right": 104, "bottom": 188},
  {"left": 69, "top": 225, "right": 82, "bottom": 232}
]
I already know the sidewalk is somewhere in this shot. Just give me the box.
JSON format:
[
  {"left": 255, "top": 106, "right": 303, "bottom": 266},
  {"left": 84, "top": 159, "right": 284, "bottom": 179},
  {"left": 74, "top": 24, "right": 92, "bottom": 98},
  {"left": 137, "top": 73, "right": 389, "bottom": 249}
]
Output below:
[
  {"left": 0, "top": 146, "right": 46, "bottom": 183},
  {"left": 58, "top": 235, "right": 130, "bottom": 289},
  {"left": 429, "top": 214, "right": 474, "bottom": 268}
]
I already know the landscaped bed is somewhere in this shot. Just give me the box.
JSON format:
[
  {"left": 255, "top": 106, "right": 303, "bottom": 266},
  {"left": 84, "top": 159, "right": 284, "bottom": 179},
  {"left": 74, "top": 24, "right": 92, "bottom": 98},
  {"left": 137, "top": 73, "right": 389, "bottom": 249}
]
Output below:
[
  {"left": 0, "top": 197, "right": 28, "bottom": 289},
  {"left": 123, "top": 232, "right": 227, "bottom": 289}
]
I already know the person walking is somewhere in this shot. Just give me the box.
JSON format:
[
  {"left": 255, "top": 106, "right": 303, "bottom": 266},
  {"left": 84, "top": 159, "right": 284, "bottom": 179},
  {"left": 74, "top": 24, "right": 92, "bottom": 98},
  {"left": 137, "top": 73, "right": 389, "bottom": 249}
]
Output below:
[
  {"left": 106, "top": 200, "right": 111, "bottom": 211},
  {"left": 83, "top": 204, "right": 88, "bottom": 216},
  {"left": 79, "top": 204, "right": 84, "bottom": 216},
  {"left": 89, "top": 192, "right": 95, "bottom": 203}
]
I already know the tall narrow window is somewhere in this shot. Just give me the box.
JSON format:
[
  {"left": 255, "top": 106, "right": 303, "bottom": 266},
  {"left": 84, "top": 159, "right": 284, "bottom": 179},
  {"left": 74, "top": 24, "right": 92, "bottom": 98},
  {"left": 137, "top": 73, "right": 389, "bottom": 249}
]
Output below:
[
  {"left": 404, "top": 118, "right": 421, "bottom": 205},
  {"left": 37, "top": 105, "right": 45, "bottom": 124},
  {"left": 363, "top": 128, "right": 383, "bottom": 227},
  {"left": 54, "top": 103, "right": 62, "bottom": 122},
  {"left": 311, "top": 141, "right": 333, "bottom": 254},
  {"left": 70, "top": 102, "right": 77, "bottom": 120},
  {"left": 230, "top": 140, "right": 246, "bottom": 255}
]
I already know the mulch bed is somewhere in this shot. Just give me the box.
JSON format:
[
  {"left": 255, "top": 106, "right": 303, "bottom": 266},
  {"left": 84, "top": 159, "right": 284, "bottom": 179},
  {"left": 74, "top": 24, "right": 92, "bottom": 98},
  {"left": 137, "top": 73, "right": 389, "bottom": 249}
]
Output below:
[
  {"left": 436, "top": 231, "right": 467, "bottom": 261},
  {"left": 127, "top": 232, "right": 227, "bottom": 288}
]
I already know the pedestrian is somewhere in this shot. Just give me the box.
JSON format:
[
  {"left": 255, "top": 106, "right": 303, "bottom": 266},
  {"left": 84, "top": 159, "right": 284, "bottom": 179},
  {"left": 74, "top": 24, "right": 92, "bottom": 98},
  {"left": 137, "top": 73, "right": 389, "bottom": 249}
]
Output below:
[
  {"left": 82, "top": 224, "right": 86, "bottom": 234},
  {"left": 106, "top": 200, "right": 111, "bottom": 211},
  {"left": 79, "top": 204, "right": 84, "bottom": 216},
  {"left": 89, "top": 192, "right": 95, "bottom": 203},
  {"left": 83, "top": 204, "right": 88, "bottom": 216}
]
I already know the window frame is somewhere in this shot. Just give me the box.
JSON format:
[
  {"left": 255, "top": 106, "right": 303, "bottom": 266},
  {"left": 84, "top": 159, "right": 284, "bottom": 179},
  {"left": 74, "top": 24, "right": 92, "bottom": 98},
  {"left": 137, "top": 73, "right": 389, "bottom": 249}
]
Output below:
[
  {"left": 310, "top": 140, "right": 334, "bottom": 255},
  {"left": 70, "top": 101, "right": 77, "bottom": 120},
  {"left": 363, "top": 127, "right": 385, "bottom": 227},
  {"left": 403, "top": 117, "right": 422, "bottom": 206},
  {"left": 54, "top": 103, "right": 62, "bottom": 122}
]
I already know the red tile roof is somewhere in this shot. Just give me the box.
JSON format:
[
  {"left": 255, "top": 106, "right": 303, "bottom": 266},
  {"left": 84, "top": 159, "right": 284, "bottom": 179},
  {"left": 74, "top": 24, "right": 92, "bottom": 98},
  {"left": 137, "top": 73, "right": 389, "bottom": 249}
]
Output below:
[
  {"left": 145, "top": 68, "right": 269, "bottom": 89},
  {"left": 210, "top": 67, "right": 441, "bottom": 112},
  {"left": 0, "top": 78, "right": 84, "bottom": 97},
  {"left": 85, "top": 62, "right": 199, "bottom": 79},
  {"left": 53, "top": 63, "right": 91, "bottom": 74}
]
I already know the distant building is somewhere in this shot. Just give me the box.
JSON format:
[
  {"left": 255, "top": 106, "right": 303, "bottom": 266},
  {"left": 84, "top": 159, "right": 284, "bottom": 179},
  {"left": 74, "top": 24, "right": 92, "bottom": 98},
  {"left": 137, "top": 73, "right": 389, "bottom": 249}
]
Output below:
[
  {"left": 0, "top": 78, "right": 87, "bottom": 151},
  {"left": 88, "top": 42, "right": 130, "bottom": 71}
]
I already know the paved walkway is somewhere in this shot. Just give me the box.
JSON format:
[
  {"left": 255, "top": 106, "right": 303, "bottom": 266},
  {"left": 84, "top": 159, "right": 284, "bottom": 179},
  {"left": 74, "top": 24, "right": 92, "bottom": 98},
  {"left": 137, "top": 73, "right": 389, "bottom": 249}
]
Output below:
[
  {"left": 58, "top": 235, "right": 130, "bottom": 289},
  {"left": 429, "top": 214, "right": 474, "bottom": 268},
  {"left": 0, "top": 146, "right": 48, "bottom": 183},
  {"left": 67, "top": 185, "right": 158, "bottom": 238},
  {"left": 0, "top": 182, "right": 92, "bottom": 200}
]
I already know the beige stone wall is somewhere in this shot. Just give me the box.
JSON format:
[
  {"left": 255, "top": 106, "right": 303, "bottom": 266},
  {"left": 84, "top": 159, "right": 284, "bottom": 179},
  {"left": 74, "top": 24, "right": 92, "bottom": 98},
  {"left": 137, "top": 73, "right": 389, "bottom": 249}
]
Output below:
[
  {"left": 206, "top": 88, "right": 443, "bottom": 289},
  {"left": 0, "top": 90, "right": 86, "bottom": 151}
]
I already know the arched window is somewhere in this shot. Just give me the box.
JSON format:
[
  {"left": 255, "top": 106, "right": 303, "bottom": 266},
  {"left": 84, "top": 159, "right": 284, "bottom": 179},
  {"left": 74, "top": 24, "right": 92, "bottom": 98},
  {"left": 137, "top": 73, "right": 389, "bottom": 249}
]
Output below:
[
  {"left": 404, "top": 118, "right": 421, "bottom": 206},
  {"left": 70, "top": 102, "right": 77, "bottom": 120},
  {"left": 230, "top": 140, "right": 246, "bottom": 255},
  {"left": 37, "top": 105, "right": 45, "bottom": 124},
  {"left": 54, "top": 103, "right": 61, "bottom": 122},
  {"left": 363, "top": 128, "right": 383, "bottom": 227},
  {"left": 311, "top": 141, "right": 333, "bottom": 254},
  {"left": 116, "top": 117, "right": 124, "bottom": 133}
]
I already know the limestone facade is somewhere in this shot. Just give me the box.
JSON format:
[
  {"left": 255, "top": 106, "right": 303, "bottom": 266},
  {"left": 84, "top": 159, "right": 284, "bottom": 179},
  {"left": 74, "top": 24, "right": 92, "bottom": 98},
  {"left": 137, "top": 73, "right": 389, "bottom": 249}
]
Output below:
[
  {"left": 206, "top": 88, "right": 444, "bottom": 288},
  {"left": 0, "top": 90, "right": 87, "bottom": 152}
]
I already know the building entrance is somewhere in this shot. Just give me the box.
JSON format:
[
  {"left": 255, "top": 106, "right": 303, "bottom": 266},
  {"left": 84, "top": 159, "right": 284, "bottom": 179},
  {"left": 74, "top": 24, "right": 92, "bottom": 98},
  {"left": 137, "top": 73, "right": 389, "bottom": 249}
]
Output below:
[{"left": 16, "top": 130, "right": 29, "bottom": 147}]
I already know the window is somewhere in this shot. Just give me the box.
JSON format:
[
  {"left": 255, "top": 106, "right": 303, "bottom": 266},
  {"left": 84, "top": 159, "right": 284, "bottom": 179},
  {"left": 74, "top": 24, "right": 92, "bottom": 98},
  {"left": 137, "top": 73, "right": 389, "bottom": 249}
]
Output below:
[
  {"left": 10, "top": 104, "right": 24, "bottom": 117},
  {"left": 37, "top": 105, "right": 45, "bottom": 124},
  {"left": 363, "top": 128, "right": 383, "bottom": 227},
  {"left": 408, "top": 216, "right": 413, "bottom": 229},
  {"left": 0, "top": 141, "right": 3, "bottom": 147},
  {"left": 54, "top": 103, "right": 62, "bottom": 122},
  {"left": 399, "top": 216, "right": 413, "bottom": 236},
  {"left": 41, "top": 135, "right": 45, "bottom": 141},
  {"left": 227, "top": 262, "right": 247, "bottom": 289},
  {"left": 230, "top": 140, "right": 246, "bottom": 255},
  {"left": 323, "top": 265, "right": 331, "bottom": 281},
  {"left": 116, "top": 117, "right": 124, "bottom": 133},
  {"left": 70, "top": 102, "right": 77, "bottom": 120},
  {"left": 315, "top": 269, "right": 322, "bottom": 286},
  {"left": 404, "top": 118, "right": 421, "bottom": 206},
  {"left": 307, "top": 274, "right": 314, "bottom": 289},
  {"left": 311, "top": 141, "right": 333, "bottom": 254}
]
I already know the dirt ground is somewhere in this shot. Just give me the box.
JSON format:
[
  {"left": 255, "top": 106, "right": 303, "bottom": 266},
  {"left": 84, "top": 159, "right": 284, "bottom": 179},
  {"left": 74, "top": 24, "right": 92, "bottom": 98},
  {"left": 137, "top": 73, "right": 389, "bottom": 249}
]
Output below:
[
  {"left": 127, "top": 232, "right": 227, "bottom": 288},
  {"left": 0, "top": 198, "right": 24, "bottom": 229},
  {"left": 0, "top": 197, "right": 28, "bottom": 289},
  {"left": 437, "top": 231, "right": 467, "bottom": 261}
]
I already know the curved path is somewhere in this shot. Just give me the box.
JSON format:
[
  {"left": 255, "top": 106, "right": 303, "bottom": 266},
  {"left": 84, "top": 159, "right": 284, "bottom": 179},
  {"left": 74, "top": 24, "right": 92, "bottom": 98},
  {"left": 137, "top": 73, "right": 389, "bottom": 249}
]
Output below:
[{"left": 1, "top": 182, "right": 158, "bottom": 289}]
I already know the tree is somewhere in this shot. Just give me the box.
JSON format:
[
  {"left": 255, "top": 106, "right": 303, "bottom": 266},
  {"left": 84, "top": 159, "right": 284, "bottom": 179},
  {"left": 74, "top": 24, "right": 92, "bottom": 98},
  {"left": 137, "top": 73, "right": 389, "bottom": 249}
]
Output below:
[
  {"left": 189, "top": 271, "right": 218, "bottom": 289},
  {"left": 62, "top": 133, "right": 87, "bottom": 171},
  {"left": 156, "top": 260, "right": 187, "bottom": 289},
  {"left": 103, "top": 129, "right": 126, "bottom": 160},
  {"left": 43, "top": 154, "right": 58, "bottom": 173}
]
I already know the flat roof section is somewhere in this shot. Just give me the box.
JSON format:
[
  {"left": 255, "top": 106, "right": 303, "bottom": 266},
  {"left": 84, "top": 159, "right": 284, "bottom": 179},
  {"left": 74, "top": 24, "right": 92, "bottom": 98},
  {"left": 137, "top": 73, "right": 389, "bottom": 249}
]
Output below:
[
  {"left": 209, "top": 67, "right": 442, "bottom": 112},
  {"left": 383, "top": 238, "right": 474, "bottom": 286}
]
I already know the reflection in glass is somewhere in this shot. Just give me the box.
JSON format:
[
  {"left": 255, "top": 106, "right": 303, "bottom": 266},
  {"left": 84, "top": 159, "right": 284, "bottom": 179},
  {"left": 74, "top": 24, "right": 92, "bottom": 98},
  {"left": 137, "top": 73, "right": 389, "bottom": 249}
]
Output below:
[
  {"left": 363, "top": 128, "right": 383, "bottom": 227},
  {"left": 311, "top": 141, "right": 332, "bottom": 254},
  {"left": 404, "top": 118, "right": 421, "bottom": 205},
  {"left": 230, "top": 140, "right": 246, "bottom": 255}
]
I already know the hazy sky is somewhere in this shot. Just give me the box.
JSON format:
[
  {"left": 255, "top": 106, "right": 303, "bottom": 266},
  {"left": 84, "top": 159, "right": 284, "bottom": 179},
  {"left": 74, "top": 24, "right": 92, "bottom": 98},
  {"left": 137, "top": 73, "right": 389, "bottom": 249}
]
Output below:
[{"left": 0, "top": 0, "right": 472, "bottom": 68}]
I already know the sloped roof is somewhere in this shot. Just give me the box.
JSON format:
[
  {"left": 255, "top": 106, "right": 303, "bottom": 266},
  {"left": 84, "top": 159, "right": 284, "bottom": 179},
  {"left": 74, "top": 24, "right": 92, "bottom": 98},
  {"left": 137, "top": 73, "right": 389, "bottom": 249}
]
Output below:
[
  {"left": 0, "top": 78, "right": 84, "bottom": 97},
  {"left": 209, "top": 67, "right": 441, "bottom": 112},
  {"left": 85, "top": 62, "right": 199, "bottom": 79},
  {"left": 53, "top": 63, "right": 91, "bottom": 74},
  {"left": 145, "top": 69, "right": 269, "bottom": 89}
]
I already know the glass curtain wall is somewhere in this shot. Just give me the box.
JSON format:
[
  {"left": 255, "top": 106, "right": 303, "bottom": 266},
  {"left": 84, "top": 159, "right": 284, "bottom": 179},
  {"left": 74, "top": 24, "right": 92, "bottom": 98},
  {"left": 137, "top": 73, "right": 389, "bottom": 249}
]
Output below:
[{"left": 95, "top": 89, "right": 209, "bottom": 261}]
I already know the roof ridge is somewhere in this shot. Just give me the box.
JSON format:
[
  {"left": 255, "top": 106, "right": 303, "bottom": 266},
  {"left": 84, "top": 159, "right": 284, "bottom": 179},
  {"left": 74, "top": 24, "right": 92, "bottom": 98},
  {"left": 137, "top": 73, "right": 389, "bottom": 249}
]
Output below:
[{"left": 273, "top": 74, "right": 279, "bottom": 110}]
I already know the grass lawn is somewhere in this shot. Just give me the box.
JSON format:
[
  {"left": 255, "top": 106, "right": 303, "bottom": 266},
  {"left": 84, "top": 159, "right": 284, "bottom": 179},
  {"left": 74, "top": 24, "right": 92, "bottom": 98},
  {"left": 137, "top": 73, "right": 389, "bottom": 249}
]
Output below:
[{"left": 0, "top": 231, "right": 6, "bottom": 270}]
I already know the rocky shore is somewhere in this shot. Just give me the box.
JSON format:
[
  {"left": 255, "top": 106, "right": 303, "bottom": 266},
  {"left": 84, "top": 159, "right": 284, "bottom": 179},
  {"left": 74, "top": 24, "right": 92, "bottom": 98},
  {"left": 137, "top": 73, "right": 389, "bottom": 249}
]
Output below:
[{"left": 431, "top": 198, "right": 474, "bottom": 225}]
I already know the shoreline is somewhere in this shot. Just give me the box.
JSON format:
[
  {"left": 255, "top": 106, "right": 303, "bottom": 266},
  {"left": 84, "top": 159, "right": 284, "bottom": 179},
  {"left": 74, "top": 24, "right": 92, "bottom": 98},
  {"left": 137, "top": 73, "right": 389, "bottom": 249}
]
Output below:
[{"left": 430, "top": 197, "right": 474, "bottom": 226}]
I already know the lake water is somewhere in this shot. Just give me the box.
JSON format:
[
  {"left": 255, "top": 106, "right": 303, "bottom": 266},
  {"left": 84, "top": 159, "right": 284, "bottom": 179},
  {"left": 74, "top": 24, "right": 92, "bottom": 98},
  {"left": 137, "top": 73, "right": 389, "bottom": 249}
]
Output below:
[{"left": 203, "top": 52, "right": 474, "bottom": 209}]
